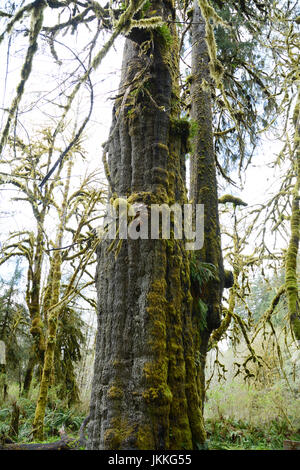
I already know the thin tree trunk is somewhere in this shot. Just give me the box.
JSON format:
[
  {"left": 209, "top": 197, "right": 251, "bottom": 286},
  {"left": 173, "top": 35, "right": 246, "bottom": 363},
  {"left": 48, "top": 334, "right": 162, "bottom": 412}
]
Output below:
[
  {"left": 22, "top": 348, "right": 36, "bottom": 397},
  {"left": 8, "top": 401, "right": 20, "bottom": 439},
  {"left": 33, "top": 159, "right": 72, "bottom": 440},
  {"left": 0, "top": 279, "right": 14, "bottom": 339},
  {"left": 0, "top": 364, "right": 7, "bottom": 402},
  {"left": 285, "top": 88, "right": 300, "bottom": 341},
  {"left": 27, "top": 215, "right": 46, "bottom": 366},
  {"left": 190, "top": 0, "right": 225, "bottom": 408},
  {"left": 1, "top": 271, "right": 16, "bottom": 400},
  {"left": 87, "top": 1, "right": 206, "bottom": 450}
]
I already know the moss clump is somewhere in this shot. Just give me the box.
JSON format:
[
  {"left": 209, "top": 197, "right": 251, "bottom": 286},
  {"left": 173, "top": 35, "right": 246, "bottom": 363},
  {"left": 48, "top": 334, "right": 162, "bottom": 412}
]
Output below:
[
  {"left": 198, "top": 0, "right": 226, "bottom": 86},
  {"left": 169, "top": 117, "right": 192, "bottom": 154},
  {"left": 169, "top": 117, "right": 199, "bottom": 155},
  {"left": 156, "top": 24, "right": 173, "bottom": 46},
  {"left": 218, "top": 194, "right": 248, "bottom": 206},
  {"left": 170, "top": 117, "right": 190, "bottom": 141},
  {"left": 128, "top": 189, "right": 169, "bottom": 206},
  {"left": 156, "top": 142, "right": 169, "bottom": 152},
  {"left": 107, "top": 385, "right": 124, "bottom": 400},
  {"left": 143, "top": 384, "right": 173, "bottom": 405},
  {"left": 104, "top": 429, "right": 121, "bottom": 449},
  {"left": 30, "top": 317, "right": 46, "bottom": 353},
  {"left": 30, "top": 317, "right": 44, "bottom": 335},
  {"left": 152, "top": 166, "right": 169, "bottom": 186}
]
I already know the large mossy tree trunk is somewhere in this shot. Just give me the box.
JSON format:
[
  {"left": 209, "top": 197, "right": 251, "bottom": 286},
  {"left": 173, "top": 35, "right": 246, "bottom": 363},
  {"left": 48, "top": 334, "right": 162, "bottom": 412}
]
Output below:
[
  {"left": 87, "top": 1, "right": 207, "bottom": 450},
  {"left": 189, "top": 1, "right": 224, "bottom": 408}
]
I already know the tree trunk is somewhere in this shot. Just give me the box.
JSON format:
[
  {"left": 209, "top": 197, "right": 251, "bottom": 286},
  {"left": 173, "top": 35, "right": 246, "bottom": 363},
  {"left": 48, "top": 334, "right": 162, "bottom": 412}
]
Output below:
[
  {"left": 32, "top": 159, "right": 73, "bottom": 440},
  {"left": 87, "top": 1, "right": 206, "bottom": 450},
  {"left": 8, "top": 401, "right": 20, "bottom": 439},
  {"left": 22, "top": 348, "right": 36, "bottom": 397},
  {"left": 0, "top": 340, "right": 7, "bottom": 401},
  {"left": 285, "top": 88, "right": 300, "bottom": 342},
  {"left": 0, "top": 364, "right": 8, "bottom": 402},
  {"left": 0, "top": 430, "right": 78, "bottom": 450},
  {"left": 190, "top": 1, "right": 224, "bottom": 408}
]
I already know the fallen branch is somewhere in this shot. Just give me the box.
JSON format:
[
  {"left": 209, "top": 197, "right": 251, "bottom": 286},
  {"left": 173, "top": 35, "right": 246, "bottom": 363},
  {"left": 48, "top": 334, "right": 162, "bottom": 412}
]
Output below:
[{"left": 0, "top": 426, "right": 83, "bottom": 450}]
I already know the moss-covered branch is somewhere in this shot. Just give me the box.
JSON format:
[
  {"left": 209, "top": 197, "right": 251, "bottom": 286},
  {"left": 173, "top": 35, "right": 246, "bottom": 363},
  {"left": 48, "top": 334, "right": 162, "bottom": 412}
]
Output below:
[
  {"left": 218, "top": 194, "right": 248, "bottom": 206},
  {"left": 0, "top": 0, "right": 46, "bottom": 157},
  {"left": 285, "top": 89, "right": 300, "bottom": 341}
]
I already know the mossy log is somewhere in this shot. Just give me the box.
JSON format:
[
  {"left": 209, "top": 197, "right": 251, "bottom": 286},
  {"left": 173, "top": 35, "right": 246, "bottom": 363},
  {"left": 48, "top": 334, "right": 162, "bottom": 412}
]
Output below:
[
  {"left": 0, "top": 425, "right": 88, "bottom": 450},
  {"left": 0, "top": 437, "right": 76, "bottom": 450},
  {"left": 0, "top": 421, "right": 88, "bottom": 450}
]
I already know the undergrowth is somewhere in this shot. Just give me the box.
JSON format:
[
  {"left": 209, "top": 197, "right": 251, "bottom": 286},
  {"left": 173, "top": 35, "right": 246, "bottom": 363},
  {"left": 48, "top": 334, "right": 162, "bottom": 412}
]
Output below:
[
  {"left": 1, "top": 378, "right": 299, "bottom": 448},
  {"left": 206, "top": 417, "right": 300, "bottom": 450},
  {"left": 204, "top": 380, "right": 300, "bottom": 450},
  {"left": 0, "top": 383, "right": 86, "bottom": 443}
]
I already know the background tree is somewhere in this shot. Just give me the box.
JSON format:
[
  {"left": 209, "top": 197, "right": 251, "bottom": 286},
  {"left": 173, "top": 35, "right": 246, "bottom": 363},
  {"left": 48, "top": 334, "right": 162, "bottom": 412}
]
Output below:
[{"left": 0, "top": 262, "right": 30, "bottom": 400}]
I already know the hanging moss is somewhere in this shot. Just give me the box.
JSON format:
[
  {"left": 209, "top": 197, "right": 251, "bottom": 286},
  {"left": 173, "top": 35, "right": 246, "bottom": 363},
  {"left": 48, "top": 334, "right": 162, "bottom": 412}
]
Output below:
[
  {"left": 0, "top": 1, "right": 46, "bottom": 156},
  {"left": 197, "top": 0, "right": 226, "bottom": 86},
  {"left": 170, "top": 117, "right": 190, "bottom": 139},
  {"left": 107, "top": 385, "right": 124, "bottom": 400}
]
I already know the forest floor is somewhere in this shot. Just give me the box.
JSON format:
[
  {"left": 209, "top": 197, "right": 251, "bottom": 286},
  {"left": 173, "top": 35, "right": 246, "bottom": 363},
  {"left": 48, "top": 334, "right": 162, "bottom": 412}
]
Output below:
[{"left": 0, "top": 397, "right": 299, "bottom": 450}]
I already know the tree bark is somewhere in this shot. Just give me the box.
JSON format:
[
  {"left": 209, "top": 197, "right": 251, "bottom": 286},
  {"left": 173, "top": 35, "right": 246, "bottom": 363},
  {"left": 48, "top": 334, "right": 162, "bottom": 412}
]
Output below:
[{"left": 87, "top": 1, "right": 206, "bottom": 450}]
